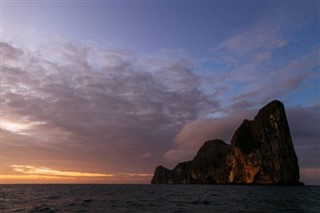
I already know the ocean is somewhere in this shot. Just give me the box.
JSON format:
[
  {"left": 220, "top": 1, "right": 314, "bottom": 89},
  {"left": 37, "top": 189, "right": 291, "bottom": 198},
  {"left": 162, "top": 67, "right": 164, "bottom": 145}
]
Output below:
[{"left": 1, "top": 184, "right": 319, "bottom": 212}]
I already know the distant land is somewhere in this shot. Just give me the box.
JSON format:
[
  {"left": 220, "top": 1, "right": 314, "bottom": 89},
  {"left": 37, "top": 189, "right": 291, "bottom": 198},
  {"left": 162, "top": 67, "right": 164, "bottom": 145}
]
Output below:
[{"left": 152, "top": 100, "right": 303, "bottom": 185}]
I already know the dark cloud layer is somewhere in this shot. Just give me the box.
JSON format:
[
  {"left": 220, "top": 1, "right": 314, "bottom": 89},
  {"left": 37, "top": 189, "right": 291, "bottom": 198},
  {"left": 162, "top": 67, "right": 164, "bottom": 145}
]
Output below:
[{"left": 1, "top": 41, "right": 215, "bottom": 175}]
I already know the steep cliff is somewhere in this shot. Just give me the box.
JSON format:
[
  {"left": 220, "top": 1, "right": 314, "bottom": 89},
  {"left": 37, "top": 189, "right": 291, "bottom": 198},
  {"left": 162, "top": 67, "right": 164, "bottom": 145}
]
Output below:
[{"left": 151, "top": 100, "right": 301, "bottom": 185}]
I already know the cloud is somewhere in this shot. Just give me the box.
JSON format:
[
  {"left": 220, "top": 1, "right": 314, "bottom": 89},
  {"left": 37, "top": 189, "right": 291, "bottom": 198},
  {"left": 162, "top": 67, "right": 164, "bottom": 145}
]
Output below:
[
  {"left": 11, "top": 165, "right": 113, "bottom": 177},
  {"left": 1, "top": 42, "right": 24, "bottom": 60},
  {"left": 1, "top": 40, "right": 215, "bottom": 175},
  {"left": 119, "top": 172, "right": 153, "bottom": 177},
  {"left": 228, "top": 51, "right": 271, "bottom": 81},
  {"left": 211, "top": 15, "right": 289, "bottom": 69},
  {"left": 216, "top": 24, "right": 287, "bottom": 55},
  {"left": 204, "top": 9, "right": 319, "bottom": 109},
  {"left": 164, "top": 110, "right": 254, "bottom": 163},
  {"left": 224, "top": 46, "right": 320, "bottom": 108},
  {"left": 139, "top": 152, "right": 151, "bottom": 159},
  {"left": 11, "top": 165, "right": 153, "bottom": 178},
  {"left": 1, "top": 119, "right": 43, "bottom": 134}
]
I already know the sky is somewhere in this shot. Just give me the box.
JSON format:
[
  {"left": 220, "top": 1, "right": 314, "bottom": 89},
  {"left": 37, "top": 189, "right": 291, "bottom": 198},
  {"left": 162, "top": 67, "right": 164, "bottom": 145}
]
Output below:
[{"left": 0, "top": 1, "right": 319, "bottom": 184}]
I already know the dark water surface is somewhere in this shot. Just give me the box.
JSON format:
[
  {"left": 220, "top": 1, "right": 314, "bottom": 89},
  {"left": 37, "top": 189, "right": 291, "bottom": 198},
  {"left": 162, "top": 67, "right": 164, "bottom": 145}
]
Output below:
[{"left": 0, "top": 184, "right": 319, "bottom": 212}]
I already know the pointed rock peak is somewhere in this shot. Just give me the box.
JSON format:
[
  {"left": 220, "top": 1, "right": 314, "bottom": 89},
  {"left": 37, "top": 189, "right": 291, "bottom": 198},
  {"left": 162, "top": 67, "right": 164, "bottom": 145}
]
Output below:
[
  {"left": 266, "top": 100, "right": 283, "bottom": 106},
  {"left": 256, "top": 100, "right": 285, "bottom": 117}
]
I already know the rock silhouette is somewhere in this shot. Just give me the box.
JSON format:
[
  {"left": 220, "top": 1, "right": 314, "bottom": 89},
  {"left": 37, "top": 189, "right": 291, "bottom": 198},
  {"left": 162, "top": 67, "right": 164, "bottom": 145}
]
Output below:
[{"left": 151, "top": 100, "right": 302, "bottom": 185}]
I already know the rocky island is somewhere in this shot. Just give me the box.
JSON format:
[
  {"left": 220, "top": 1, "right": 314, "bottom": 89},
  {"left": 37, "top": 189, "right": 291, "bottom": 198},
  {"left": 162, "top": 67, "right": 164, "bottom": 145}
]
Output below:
[{"left": 151, "top": 100, "right": 302, "bottom": 185}]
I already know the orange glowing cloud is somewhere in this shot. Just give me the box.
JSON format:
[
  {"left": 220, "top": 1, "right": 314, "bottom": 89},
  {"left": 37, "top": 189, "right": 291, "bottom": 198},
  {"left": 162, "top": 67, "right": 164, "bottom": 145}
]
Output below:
[
  {"left": 119, "top": 173, "right": 153, "bottom": 177},
  {"left": 11, "top": 165, "right": 114, "bottom": 178}
]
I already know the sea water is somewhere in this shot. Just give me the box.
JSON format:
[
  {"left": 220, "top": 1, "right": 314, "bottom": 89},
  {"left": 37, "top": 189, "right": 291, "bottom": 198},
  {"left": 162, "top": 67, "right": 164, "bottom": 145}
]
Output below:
[{"left": 1, "top": 184, "right": 319, "bottom": 212}]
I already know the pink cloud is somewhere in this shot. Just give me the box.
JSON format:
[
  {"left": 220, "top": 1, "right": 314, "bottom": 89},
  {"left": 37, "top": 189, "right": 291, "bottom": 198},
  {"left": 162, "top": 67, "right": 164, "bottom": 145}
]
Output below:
[{"left": 164, "top": 110, "right": 254, "bottom": 163}]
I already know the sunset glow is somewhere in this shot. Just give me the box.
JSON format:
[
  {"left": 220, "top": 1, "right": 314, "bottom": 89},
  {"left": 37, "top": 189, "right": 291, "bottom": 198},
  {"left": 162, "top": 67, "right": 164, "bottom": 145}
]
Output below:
[
  {"left": 0, "top": 165, "right": 153, "bottom": 184},
  {"left": 11, "top": 165, "right": 113, "bottom": 178},
  {"left": 1, "top": 175, "right": 84, "bottom": 184}
]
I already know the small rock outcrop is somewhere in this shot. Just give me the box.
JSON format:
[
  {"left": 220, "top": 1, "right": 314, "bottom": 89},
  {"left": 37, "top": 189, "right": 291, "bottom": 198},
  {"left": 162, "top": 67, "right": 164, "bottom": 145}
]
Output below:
[{"left": 151, "top": 100, "right": 301, "bottom": 185}]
